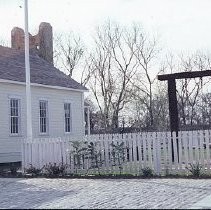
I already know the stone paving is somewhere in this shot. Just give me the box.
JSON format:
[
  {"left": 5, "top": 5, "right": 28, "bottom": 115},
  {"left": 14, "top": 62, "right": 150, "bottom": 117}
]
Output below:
[{"left": 0, "top": 178, "right": 211, "bottom": 209}]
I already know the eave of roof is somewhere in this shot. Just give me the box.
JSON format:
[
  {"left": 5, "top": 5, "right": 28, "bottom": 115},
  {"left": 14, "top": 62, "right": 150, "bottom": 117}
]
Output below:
[
  {"left": 0, "top": 45, "right": 88, "bottom": 91},
  {"left": 0, "top": 78, "right": 88, "bottom": 92}
]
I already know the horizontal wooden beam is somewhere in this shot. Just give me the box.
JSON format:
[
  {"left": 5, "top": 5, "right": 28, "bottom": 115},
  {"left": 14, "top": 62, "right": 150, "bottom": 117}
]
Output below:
[{"left": 158, "top": 70, "right": 211, "bottom": 81}]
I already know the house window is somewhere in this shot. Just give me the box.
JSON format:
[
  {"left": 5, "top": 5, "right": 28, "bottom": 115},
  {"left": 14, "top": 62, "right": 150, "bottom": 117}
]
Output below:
[
  {"left": 39, "top": 100, "right": 48, "bottom": 134},
  {"left": 10, "top": 98, "right": 20, "bottom": 134},
  {"left": 64, "top": 103, "right": 72, "bottom": 133}
]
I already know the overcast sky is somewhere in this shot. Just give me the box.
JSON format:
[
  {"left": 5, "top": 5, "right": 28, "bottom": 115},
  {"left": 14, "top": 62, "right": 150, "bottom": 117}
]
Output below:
[{"left": 1, "top": 0, "right": 211, "bottom": 55}]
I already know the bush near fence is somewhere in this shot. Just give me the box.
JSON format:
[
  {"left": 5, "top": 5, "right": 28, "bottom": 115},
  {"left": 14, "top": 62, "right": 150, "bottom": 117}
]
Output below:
[{"left": 22, "top": 130, "right": 211, "bottom": 176}]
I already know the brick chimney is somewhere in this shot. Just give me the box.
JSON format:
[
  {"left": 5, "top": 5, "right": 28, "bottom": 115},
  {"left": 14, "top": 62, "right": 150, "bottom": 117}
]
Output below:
[
  {"left": 38, "top": 22, "right": 53, "bottom": 64},
  {"left": 11, "top": 27, "right": 25, "bottom": 50},
  {"left": 11, "top": 22, "right": 53, "bottom": 64}
]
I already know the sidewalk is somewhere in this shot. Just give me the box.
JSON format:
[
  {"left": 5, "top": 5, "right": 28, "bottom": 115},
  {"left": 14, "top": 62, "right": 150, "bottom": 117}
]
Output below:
[
  {"left": 1, "top": 178, "right": 211, "bottom": 209},
  {"left": 190, "top": 194, "right": 211, "bottom": 209}
]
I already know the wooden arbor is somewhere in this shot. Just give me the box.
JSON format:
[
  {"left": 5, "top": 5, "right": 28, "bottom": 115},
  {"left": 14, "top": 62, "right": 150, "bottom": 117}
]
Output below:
[
  {"left": 158, "top": 70, "right": 211, "bottom": 162},
  {"left": 158, "top": 70, "right": 211, "bottom": 133}
]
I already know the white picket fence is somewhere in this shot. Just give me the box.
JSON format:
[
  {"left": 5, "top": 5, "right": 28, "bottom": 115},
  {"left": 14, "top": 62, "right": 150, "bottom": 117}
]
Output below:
[{"left": 21, "top": 130, "right": 211, "bottom": 175}]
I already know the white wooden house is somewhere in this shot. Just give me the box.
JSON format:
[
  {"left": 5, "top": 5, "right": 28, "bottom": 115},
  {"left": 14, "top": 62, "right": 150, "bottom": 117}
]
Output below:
[{"left": 0, "top": 23, "right": 88, "bottom": 163}]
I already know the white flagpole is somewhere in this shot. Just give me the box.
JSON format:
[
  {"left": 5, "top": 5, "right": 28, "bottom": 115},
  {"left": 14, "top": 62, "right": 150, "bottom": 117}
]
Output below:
[{"left": 24, "top": 0, "right": 32, "bottom": 140}]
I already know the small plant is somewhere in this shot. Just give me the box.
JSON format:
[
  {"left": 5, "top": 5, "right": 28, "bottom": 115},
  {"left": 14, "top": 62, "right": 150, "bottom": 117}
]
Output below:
[
  {"left": 70, "top": 141, "right": 89, "bottom": 174},
  {"left": 110, "top": 141, "right": 127, "bottom": 175},
  {"left": 141, "top": 167, "right": 154, "bottom": 178},
  {"left": 25, "top": 164, "right": 42, "bottom": 176},
  {"left": 43, "top": 163, "right": 66, "bottom": 177},
  {"left": 186, "top": 163, "right": 202, "bottom": 177},
  {"left": 165, "top": 168, "right": 170, "bottom": 176},
  {"left": 86, "top": 141, "right": 104, "bottom": 175}
]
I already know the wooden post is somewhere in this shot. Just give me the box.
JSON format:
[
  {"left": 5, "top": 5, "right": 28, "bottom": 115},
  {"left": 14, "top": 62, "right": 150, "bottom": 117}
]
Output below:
[
  {"left": 158, "top": 71, "right": 211, "bottom": 164},
  {"left": 168, "top": 79, "right": 179, "bottom": 132},
  {"left": 168, "top": 79, "right": 179, "bottom": 162}
]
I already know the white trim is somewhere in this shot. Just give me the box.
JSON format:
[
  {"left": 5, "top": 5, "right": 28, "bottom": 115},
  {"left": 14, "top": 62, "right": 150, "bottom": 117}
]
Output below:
[
  {"left": 0, "top": 79, "right": 88, "bottom": 93},
  {"left": 38, "top": 97, "right": 49, "bottom": 101},
  {"left": 86, "top": 106, "right": 91, "bottom": 135},
  {"left": 81, "top": 93, "right": 85, "bottom": 135},
  {"left": 63, "top": 99, "right": 73, "bottom": 103},
  {"left": 7, "top": 94, "right": 23, "bottom": 99}
]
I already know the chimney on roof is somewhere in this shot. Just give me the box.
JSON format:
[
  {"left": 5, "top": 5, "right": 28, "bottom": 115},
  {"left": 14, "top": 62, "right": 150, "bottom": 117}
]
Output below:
[
  {"left": 11, "top": 27, "right": 25, "bottom": 50},
  {"left": 11, "top": 22, "right": 53, "bottom": 64},
  {"left": 38, "top": 22, "right": 53, "bottom": 64}
]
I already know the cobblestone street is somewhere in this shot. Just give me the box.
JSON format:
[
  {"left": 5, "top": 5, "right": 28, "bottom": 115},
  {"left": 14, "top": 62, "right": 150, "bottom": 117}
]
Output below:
[{"left": 0, "top": 178, "right": 211, "bottom": 209}]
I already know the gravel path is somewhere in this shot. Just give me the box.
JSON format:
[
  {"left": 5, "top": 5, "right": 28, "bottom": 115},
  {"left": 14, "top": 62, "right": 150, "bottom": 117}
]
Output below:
[{"left": 0, "top": 178, "right": 211, "bottom": 209}]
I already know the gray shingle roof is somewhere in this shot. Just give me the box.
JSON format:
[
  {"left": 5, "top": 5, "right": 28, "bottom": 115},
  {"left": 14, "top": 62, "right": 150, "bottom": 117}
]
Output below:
[{"left": 0, "top": 45, "right": 87, "bottom": 91}]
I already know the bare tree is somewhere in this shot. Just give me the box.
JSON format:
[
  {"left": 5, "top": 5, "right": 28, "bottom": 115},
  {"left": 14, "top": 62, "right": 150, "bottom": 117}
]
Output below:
[
  {"left": 54, "top": 32, "right": 84, "bottom": 77},
  {"left": 130, "top": 77, "right": 169, "bottom": 131},
  {"left": 128, "top": 25, "right": 160, "bottom": 130},
  {"left": 200, "top": 93, "right": 211, "bottom": 127},
  {"left": 163, "top": 52, "right": 211, "bottom": 129},
  {"left": 0, "top": 39, "right": 9, "bottom": 47},
  {"left": 84, "top": 21, "right": 139, "bottom": 130}
]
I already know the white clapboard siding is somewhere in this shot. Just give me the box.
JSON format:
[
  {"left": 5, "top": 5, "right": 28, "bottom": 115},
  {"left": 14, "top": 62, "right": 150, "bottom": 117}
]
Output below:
[{"left": 22, "top": 130, "right": 211, "bottom": 175}]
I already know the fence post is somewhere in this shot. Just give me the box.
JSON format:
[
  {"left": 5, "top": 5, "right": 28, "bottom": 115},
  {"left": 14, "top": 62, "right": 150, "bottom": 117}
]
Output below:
[
  {"left": 156, "top": 132, "right": 161, "bottom": 175},
  {"left": 21, "top": 138, "right": 25, "bottom": 173},
  {"left": 153, "top": 132, "right": 161, "bottom": 175},
  {"left": 205, "top": 130, "right": 210, "bottom": 172},
  {"left": 172, "top": 132, "right": 179, "bottom": 171}
]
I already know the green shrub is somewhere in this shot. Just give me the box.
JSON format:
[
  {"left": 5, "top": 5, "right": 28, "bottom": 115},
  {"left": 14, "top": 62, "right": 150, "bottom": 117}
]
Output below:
[
  {"left": 70, "top": 141, "right": 89, "bottom": 174},
  {"left": 186, "top": 163, "right": 202, "bottom": 177},
  {"left": 86, "top": 141, "right": 104, "bottom": 175},
  {"left": 25, "top": 164, "right": 42, "bottom": 176},
  {"left": 141, "top": 167, "right": 154, "bottom": 178},
  {"left": 43, "top": 163, "right": 66, "bottom": 177},
  {"left": 110, "top": 141, "right": 127, "bottom": 175}
]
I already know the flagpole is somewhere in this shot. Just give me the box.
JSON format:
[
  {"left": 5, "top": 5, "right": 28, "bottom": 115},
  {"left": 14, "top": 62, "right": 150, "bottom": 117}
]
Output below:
[{"left": 24, "top": 0, "right": 32, "bottom": 140}]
